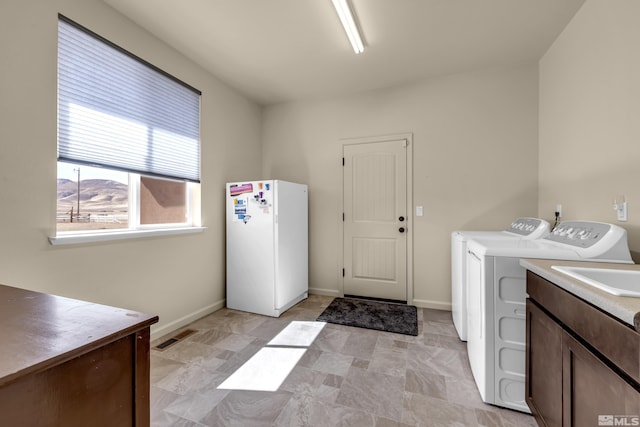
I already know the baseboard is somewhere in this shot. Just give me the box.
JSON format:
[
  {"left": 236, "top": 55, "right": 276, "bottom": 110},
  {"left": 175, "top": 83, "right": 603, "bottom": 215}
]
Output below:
[
  {"left": 411, "top": 298, "right": 452, "bottom": 311},
  {"left": 148, "top": 295, "right": 448, "bottom": 340},
  {"left": 150, "top": 298, "right": 226, "bottom": 341},
  {"left": 309, "top": 287, "right": 341, "bottom": 297}
]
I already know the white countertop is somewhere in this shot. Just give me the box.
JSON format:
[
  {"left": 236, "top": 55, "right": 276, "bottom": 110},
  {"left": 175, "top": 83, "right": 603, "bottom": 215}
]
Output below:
[{"left": 521, "top": 259, "right": 640, "bottom": 331}]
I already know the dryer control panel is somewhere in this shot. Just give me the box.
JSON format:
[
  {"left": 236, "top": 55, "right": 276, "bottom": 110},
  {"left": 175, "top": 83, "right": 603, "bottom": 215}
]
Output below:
[
  {"left": 545, "top": 221, "right": 618, "bottom": 248},
  {"left": 505, "top": 217, "right": 550, "bottom": 238}
]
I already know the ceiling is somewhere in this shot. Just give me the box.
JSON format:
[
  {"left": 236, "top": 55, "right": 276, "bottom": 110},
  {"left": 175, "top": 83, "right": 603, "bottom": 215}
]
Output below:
[{"left": 102, "top": 0, "right": 585, "bottom": 106}]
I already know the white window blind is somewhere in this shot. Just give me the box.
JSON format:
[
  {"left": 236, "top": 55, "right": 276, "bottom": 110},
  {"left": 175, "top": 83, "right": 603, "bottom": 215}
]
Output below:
[{"left": 57, "top": 16, "right": 201, "bottom": 183}]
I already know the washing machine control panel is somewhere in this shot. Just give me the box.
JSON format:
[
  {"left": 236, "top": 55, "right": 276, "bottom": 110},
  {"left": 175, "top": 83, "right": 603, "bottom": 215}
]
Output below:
[
  {"left": 505, "top": 218, "right": 550, "bottom": 237},
  {"left": 545, "top": 221, "right": 614, "bottom": 248}
]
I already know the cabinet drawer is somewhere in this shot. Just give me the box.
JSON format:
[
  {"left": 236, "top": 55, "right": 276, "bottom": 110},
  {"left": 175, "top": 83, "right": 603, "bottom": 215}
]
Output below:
[{"left": 527, "top": 271, "right": 640, "bottom": 384}]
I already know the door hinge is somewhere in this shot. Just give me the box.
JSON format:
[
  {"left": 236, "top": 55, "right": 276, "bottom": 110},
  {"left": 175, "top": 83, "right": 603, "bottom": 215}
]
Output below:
[
  {"left": 342, "top": 212, "right": 345, "bottom": 221},
  {"left": 342, "top": 268, "right": 345, "bottom": 277},
  {"left": 342, "top": 157, "right": 345, "bottom": 166}
]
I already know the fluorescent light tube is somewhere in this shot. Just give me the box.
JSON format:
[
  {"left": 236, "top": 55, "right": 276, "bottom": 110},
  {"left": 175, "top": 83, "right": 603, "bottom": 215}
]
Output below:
[{"left": 331, "top": 0, "right": 364, "bottom": 54}]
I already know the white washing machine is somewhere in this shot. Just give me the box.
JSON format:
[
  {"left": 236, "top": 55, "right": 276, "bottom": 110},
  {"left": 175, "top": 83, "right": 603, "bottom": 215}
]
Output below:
[
  {"left": 465, "top": 221, "right": 633, "bottom": 413},
  {"left": 451, "top": 217, "right": 550, "bottom": 341}
]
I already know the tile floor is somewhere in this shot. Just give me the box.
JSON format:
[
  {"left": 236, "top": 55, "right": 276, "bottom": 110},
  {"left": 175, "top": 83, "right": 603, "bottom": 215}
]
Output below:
[{"left": 150, "top": 295, "right": 537, "bottom": 426}]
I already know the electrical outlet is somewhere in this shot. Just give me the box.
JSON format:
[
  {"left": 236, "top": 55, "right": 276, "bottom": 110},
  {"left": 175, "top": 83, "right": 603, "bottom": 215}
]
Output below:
[
  {"left": 555, "top": 204, "right": 562, "bottom": 218},
  {"left": 617, "top": 203, "right": 628, "bottom": 221},
  {"left": 613, "top": 196, "right": 627, "bottom": 221}
]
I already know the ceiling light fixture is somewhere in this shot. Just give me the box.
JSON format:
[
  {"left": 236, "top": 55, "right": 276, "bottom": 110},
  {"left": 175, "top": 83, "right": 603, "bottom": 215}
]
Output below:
[{"left": 331, "top": 0, "right": 364, "bottom": 54}]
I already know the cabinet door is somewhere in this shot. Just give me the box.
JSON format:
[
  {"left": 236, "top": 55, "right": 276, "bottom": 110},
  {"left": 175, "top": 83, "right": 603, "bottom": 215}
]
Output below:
[
  {"left": 563, "top": 331, "right": 640, "bottom": 427},
  {"left": 525, "top": 300, "right": 562, "bottom": 427}
]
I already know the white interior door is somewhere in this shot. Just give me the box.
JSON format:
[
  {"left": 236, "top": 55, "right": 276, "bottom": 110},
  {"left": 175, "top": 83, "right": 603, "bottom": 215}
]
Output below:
[{"left": 343, "top": 138, "right": 408, "bottom": 301}]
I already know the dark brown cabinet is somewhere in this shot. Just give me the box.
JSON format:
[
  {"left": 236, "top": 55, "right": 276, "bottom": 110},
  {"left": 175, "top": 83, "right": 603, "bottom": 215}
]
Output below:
[
  {"left": 526, "top": 300, "right": 563, "bottom": 427},
  {"left": 562, "top": 330, "right": 640, "bottom": 426},
  {"left": 0, "top": 284, "right": 158, "bottom": 426},
  {"left": 525, "top": 271, "right": 640, "bottom": 427}
]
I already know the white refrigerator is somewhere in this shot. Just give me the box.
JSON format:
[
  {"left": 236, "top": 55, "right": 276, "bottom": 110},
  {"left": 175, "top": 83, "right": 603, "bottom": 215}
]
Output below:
[{"left": 226, "top": 180, "right": 308, "bottom": 317}]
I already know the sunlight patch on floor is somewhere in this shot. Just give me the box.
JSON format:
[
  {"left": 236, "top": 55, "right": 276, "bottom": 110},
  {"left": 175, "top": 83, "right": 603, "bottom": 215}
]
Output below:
[
  {"left": 217, "top": 321, "right": 326, "bottom": 392},
  {"left": 267, "top": 321, "right": 326, "bottom": 347},
  {"left": 217, "top": 347, "right": 306, "bottom": 391}
]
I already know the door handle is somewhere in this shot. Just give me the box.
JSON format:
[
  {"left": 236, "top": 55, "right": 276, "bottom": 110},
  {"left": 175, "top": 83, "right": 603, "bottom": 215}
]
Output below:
[
  {"left": 399, "top": 216, "right": 405, "bottom": 222},
  {"left": 399, "top": 227, "right": 406, "bottom": 233},
  {"left": 468, "top": 250, "right": 481, "bottom": 262}
]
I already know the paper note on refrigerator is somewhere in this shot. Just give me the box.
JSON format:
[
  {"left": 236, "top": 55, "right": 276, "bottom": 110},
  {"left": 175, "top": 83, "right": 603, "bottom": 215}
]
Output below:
[
  {"left": 229, "top": 183, "right": 253, "bottom": 196},
  {"left": 233, "top": 197, "right": 249, "bottom": 222}
]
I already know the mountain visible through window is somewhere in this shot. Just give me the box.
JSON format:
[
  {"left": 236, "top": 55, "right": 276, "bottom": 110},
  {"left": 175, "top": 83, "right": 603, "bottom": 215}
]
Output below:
[{"left": 57, "top": 162, "right": 128, "bottom": 231}]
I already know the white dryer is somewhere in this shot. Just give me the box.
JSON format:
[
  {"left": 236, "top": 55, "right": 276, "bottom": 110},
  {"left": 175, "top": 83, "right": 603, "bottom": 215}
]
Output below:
[
  {"left": 451, "top": 217, "right": 550, "bottom": 341},
  {"left": 465, "top": 221, "right": 633, "bottom": 412}
]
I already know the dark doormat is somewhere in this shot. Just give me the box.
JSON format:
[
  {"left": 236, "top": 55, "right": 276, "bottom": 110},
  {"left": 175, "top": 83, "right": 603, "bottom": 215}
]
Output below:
[{"left": 316, "top": 297, "right": 418, "bottom": 336}]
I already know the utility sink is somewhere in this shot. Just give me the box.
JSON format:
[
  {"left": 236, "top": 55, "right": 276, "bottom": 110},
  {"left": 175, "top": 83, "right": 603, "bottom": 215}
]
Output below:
[{"left": 551, "top": 266, "right": 640, "bottom": 297}]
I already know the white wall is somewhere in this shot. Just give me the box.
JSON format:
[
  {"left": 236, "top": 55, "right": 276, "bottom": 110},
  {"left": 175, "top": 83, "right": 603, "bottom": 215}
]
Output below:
[
  {"left": 6, "top": 0, "right": 618, "bottom": 334},
  {"left": 539, "top": 0, "right": 640, "bottom": 259},
  {"left": 0, "top": 0, "right": 262, "bottom": 339},
  {"left": 262, "top": 64, "right": 540, "bottom": 308}
]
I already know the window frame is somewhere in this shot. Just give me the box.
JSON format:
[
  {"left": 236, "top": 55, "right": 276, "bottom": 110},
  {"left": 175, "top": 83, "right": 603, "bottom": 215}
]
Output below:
[
  {"left": 48, "top": 224, "right": 206, "bottom": 246},
  {"left": 51, "top": 16, "right": 204, "bottom": 245},
  {"left": 51, "top": 166, "right": 205, "bottom": 246}
]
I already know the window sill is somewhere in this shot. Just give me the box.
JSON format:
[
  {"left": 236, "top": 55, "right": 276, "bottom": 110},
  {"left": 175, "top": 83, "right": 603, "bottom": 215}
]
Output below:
[{"left": 48, "top": 226, "right": 206, "bottom": 246}]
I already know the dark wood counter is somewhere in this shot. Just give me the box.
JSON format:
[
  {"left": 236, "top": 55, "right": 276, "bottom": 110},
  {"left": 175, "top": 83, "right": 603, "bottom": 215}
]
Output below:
[{"left": 0, "top": 284, "right": 158, "bottom": 426}]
